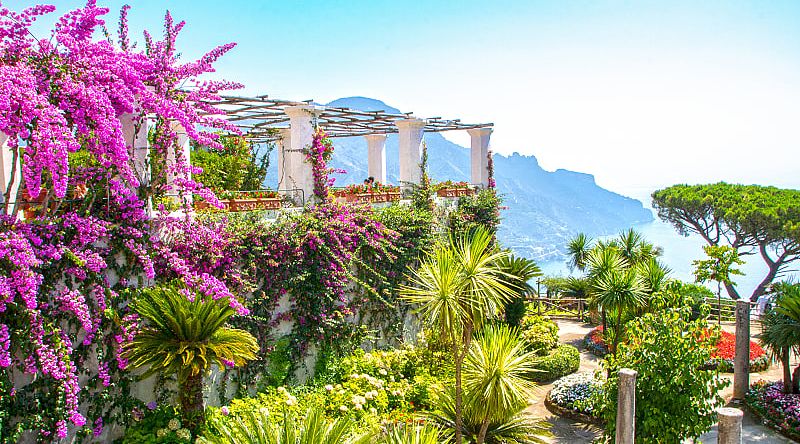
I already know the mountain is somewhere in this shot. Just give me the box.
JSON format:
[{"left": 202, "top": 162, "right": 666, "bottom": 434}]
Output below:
[{"left": 265, "top": 96, "right": 653, "bottom": 262}]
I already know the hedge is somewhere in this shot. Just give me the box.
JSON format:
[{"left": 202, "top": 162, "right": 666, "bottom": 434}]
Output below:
[{"left": 530, "top": 344, "right": 580, "bottom": 382}]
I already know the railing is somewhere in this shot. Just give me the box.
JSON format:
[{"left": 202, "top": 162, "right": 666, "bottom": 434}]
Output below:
[{"left": 527, "top": 296, "right": 588, "bottom": 320}]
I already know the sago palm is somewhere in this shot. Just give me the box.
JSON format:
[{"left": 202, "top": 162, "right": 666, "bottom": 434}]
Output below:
[
  {"left": 464, "top": 324, "right": 541, "bottom": 444},
  {"left": 200, "top": 407, "right": 371, "bottom": 444},
  {"left": 123, "top": 283, "right": 258, "bottom": 429},
  {"left": 379, "top": 424, "right": 449, "bottom": 444},
  {"left": 401, "top": 226, "right": 514, "bottom": 444},
  {"left": 497, "top": 254, "right": 542, "bottom": 327}
]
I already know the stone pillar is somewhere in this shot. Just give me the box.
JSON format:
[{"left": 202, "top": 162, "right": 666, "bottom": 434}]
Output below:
[
  {"left": 167, "top": 122, "right": 192, "bottom": 205},
  {"left": 467, "top": 127, "right": 492, "bottom": 187},
  {"left": 284, "top": 105, "right": 321, "bottom": 204},
  {"left": 364, "top": 134, "right": 387, "bottom": 184},
  {"left": 717, "top": 407, "right": 743, "bottom": 444},
  {"left": 734, "top": 301, "right": 751, "bottom": 400},
  {"left": 277, "top": 128, "right": 292, "bottom": 193},
  {"left": 616, "top": 368, "right": 637, "bottom": 444},
  {"left": 0, "top": 132, "right": 21, "bottom": 209},
  {"left": 120, "top": 114, "right": 151, "bottom": 187},
  {"left": 396, "top": 118, "right": 426, "bottom": 189}
]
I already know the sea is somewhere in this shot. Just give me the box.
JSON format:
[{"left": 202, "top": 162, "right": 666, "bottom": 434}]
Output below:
[{"left": 535, "top": 187, "right": 798, "bottom": 299}]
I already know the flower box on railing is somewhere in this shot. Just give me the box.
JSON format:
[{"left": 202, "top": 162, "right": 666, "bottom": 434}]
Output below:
[
  {"left": 436, "top": 187, "right": 475, "bottom": 198},
  {"left": 336, "top": 191, "right": 401, "bottom": 204},
  {"left": 195, "top": 191, "right": 283, "bottom": 212}
]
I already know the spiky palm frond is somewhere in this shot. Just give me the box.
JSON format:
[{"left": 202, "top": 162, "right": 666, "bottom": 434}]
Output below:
[
  {"left": 123, "top": 284, "right": 258, "bottom": 383},
  {"left": 636, "top": 257, "right": 672, "bottom": 296},
  {"left": 429, "top": 391, "right": 550, "bottom": 444},
  {"left": 591, "top": 267, "right": 647, "bottom": 314},
  {"left": 464, "top": 325, "right": 538, "bottom": 422},
  {"left": 566, "top": 233, "right": 593, "bottom": 272},
  {"left": 585, "top": 246, "right": 627, "bottom": 283},
  {"left": 496, "top": 254, "right": 541, "bottom": 297},
  {"left": 200, "top": 408, "right": 371, "bottom": 444},
  {"left": 379, "top": 424, "right": 449, "bottom": 444}
]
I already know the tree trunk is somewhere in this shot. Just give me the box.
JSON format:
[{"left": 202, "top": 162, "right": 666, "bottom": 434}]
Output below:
[
  {"left": 783, "top": 348, "right": 792, "bottom": 394},
  {"left": 613, "top": 308, "right": 623, "bottom": 356},
  {"left": 477, "top": 417, "right": 490, "bottom": 444},
  {"left": 454, "top": 324, "right": 473, "bottom": 444},
  {"left": 793, "top": 365, "right": 800, "bottom": 395},
  {"left": 602, "top": 308, "right": 607, "bottom": 335},
  {"left": 179, "top": 372, "right": 205, "bottom": 431}
]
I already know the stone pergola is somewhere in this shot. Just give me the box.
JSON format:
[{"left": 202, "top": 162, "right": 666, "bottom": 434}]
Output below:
[
  {"left": 0, "top": 95, "right": 494, "bottom": 208},
  {"left": 210, "top": 95, "right": 494, "bottom": 202}
]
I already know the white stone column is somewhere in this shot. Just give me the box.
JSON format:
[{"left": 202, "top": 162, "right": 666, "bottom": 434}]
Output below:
[
  {"left": 396, "top": 118, "right": 426, "bottom": 189},
  {"left": 364, "top": 134, "right": 387, "bottom": 184},
  {"left": 168, "top": 122, "right": 192, "bottom": 205},
  {"left": 277, "top": 128, "right": 293, "bottom": 193},
  {"left": 121, "top": 114, "right": 151, "bottom": 187},
  {"left": 284, "top": 105, "right": 321, "bottom": 204},
  {"left": 615, "top": 368, "right": 637, "bottom": 444},
  {"left": 468, "top": 127, "right": 492, "bottom": 187},
  {"left": 0, "top": 132, "right": 21, "bottom": 209}
]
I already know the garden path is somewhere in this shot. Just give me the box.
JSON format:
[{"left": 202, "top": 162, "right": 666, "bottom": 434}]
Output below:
[{"left": 527, "top": 319, "right": 796, "bottom": 443}]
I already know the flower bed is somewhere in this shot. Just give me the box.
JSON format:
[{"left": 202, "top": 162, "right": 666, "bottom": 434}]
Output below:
[
  {"left": 746, "top": 380, "right": 800, "bottom": 441},
  {"left": 711, "top": 331, "right": 769, "bottom": 373},
  {"left": 584, "top": 325, "right": 609, "bottom": 356},
  {"left": 545, "top": 372, "right": 603, "bottom": 423},
  {"left": 584, "top": 326, "right": 769, "bottom": 372}
]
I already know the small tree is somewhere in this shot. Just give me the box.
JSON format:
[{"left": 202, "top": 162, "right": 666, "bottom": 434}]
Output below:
[
  {"left": 124, "top": 284, "right": 259, "bottom": 431},
  {"left": 692, "top": 245, "right": 743, "bottom": 324},
  {"left": 598, "top": 305, "right": 728, "bottom": 443},
  {"left": 401, "top": 227, "right": 514, "bottom": 444}
]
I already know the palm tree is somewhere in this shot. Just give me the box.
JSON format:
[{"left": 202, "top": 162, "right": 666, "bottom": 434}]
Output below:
[
  {"left": 401, "top": 226, "right": 514, "bottom": 444},
  {"left": 591, "top": 267, "right": 647, "bottom": 355},
  {"left": 124, "top": 283, "right": 259, "bottom": 430},
  {"left": 761, "top": 282, "right": 800, "bottom": 393},
  {"left": 566, "top": 233, "right": 593, "bottom": 272},
  {"left": 430, "top": 391, "right": 549, "bottom": 444},
  {"left": 497, "top": 254, "right": 542, "bottom": 327},
  {"left": 200, "top": 407, "right": 370, "bottom": 444},
  {"left": 464, "top": 324, "right": 541, "bottom": 444}
]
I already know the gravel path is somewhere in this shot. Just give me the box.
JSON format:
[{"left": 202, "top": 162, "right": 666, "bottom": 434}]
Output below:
[{"left": 527, "top": 319, "right": 797, "bottom": 443}]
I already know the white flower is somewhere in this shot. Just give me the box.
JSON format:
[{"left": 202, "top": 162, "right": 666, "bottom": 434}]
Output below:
[
  {"left": 176, "top": 428, "right": 191, "bottom": 440},
  {"left": 389, "top": 376, "right": 395, "bottom": 382},
  {"left": 369, "top": 407, "right": 377, "bottom": 415},
  {"left": 324, "top": 384, "right": 334, "bottom": 392},
  {"left": 339, "top": 405, "right": 349, "bottom": 412},
  {"left": 157, "top": 429, "right": 168, "bottom": 438},
  {"left": 365, "top": 391, "right": 374, "bottom": 400},
  {"left": 378, "top": 368, "right": 388, "bottom": 376},
  {"left": 286, "top": 395, "right": 297, "bottom": 406},
  {"left": 353, "top": 403, "right": 363, "bottom": 410},
  {"left": 168, "top": 419, "right": 180, "bottom": 431},
  {"left": 277, "top": 386, "right": 287, "bottom": 393}
]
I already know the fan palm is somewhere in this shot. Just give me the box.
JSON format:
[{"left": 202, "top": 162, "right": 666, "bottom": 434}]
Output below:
[
  {"left": 429, "top": 390, "right": 550, "bottom": 444},
  {"left": 762, "top": 281, "right": 800, "bottom": 393},
  {"left": 401, "top": 226, "right": 514, "bottom": 444},
  {"left": 591, "top": 267, "right": 647, "bottom": 354},
  {"left": 200, "top": 407, "right": 371, "bottom": 444},
  {"left": 464, "top": 324, "right": 539, "bottom": 444},
  {"left": 566, "top": 233, "right": 593, "bottom": 272},
  {"left": 497, "top": 254, "right": 542, "bottom": 327},
  {"left": 123, "top": 283, "right": 258, "bottom": 429}
]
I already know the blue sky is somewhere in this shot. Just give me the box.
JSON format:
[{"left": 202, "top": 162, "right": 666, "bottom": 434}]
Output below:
[{"left": 17, "top": 0, "right": 800, "bottom": 200}]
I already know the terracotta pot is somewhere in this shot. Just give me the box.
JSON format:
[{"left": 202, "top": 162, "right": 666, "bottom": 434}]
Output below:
[{"left": 436, "top": 188, "right": 474, "bottom": 198}]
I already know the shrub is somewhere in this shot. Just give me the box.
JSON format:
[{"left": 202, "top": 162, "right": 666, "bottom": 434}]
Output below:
[
  {"left": 746, "top": 380, "right": 800, "bottom": 441},
  {"left": 598, "top": 307, "right": 728, "bottom": 443},
  {"left": 519, "top": 315, "right": 559, "bottom": 355},
  {"left": 122, "top": 406, "right": 194, "bottom": 444},
  {"left": 549, "top": 372, "right": 603, "bottom": 417},
  {"left": 530, "top": 345, "right": 580, "bottom": 382}
]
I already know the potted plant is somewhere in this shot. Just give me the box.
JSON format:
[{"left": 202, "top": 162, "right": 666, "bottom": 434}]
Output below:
[
  {"left": 333, "top": 183, "right": 401, "bottom": 203},
  {"left": 195, "top": 189, "right": 283, "bottom": 212}
]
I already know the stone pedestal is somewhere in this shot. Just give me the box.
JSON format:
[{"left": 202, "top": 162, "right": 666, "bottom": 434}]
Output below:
[{"left": 717, "top": 407, "right": 743, "bottom": 444}]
